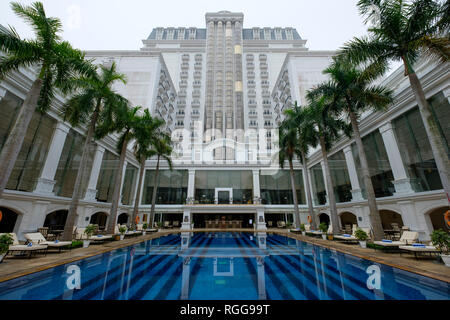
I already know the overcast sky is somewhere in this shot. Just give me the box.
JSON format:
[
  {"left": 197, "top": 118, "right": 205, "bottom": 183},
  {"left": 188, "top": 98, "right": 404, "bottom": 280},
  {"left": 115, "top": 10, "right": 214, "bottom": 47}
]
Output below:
[{"left": 0, "top": 0, "right": 370, "bottom": 51}]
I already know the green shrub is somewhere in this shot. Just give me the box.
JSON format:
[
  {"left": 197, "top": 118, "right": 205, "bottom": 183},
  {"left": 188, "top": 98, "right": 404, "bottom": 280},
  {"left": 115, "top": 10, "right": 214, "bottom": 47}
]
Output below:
[
  {"left": 84, "top": 225, "right": 96, "bottom": 239},
  {"left": 355, "top": 228, "right": 368, "bottom": 241},
  {"left": 300, "top": 223, "right": 306, "bottom": 232},
  {"left": 119, "top": 226, "right": 127, "bottom": 234},
  {"left": 319, "top": 223, "right": 328, "bottom": 233},
  {"left": 143, "top": 223, "right": 148, "bottom": 230},
  {"left": 431, "top": 229, "right": 450, "bottom": 254},
  {"left": 0, "top": 234, "right": 13, "bottom": 254}
]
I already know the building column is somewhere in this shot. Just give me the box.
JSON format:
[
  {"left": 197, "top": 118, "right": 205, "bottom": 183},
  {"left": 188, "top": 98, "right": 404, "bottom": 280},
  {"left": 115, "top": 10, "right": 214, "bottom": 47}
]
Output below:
[
  {"left": 320, "top": 161, "right": 330, "bottom": 204},
  {"left": 252, "top": 169, "right": 261, "bottom": 203},
  {"left": 0, "top": 87, "right": 7, "bottom": 101},
  {"left": 379, "top": 122, "right": 415, "bottom": 195},
  {"left": 256, "top": 207, "right": 267, "bottom": 231},
  {"left": 118, "top": 161, "right": 128, "bottom": 205},
  {"left": 343, "top": 146, "right": 364, "bottom": 201},
  {"left": 187, "top": 169, "right": 195, "bottom": 204},
  {"left": 397, "top": 200, "right": 432, "bottom": 241},
  {"left": 84, "top": 145, "right": 105, "bottom": 201},
  {"left": 256, "top": 257, "right": 267, "bottom": 300},
  {"left": 181, "top": 208, "right": 192, "bottom": 230},
  {"left": 17, "top": 200, "right": 50, "bottom": 241},
  {"left": 34, "top": 122, "right": 71, "bottom": 195}
]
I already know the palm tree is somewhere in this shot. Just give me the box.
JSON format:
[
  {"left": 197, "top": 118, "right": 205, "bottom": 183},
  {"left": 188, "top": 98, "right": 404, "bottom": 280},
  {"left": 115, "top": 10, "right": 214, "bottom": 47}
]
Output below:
[
  {"left": 316, "top": 57, "right": 394, "bottom": 240},
  {"left": 149, "top": 133, "right": 173, "bottom": 229},
  {"left": 0, "top": 2, "right": 94, "bottom": 198},
  {"left": 103, "top": 105, "right": 143, "bottom": 234},
  {"left": 341, "top": 0, "right": 450, "bottom": 204},
  {"left": 278, "top": 117, "right": 303, "bottom": 229},
  {"left": 131, "top": 110, "right": 165, "bottom": 228},
  {"left": 61, "top": 62, "right": 127, "bottom": 241},
  {"left": 304, "top": 91, "right": 352, "bottom": 235},
  {"left": 284, "top": 102, "right": 319, "bottom": 230}
]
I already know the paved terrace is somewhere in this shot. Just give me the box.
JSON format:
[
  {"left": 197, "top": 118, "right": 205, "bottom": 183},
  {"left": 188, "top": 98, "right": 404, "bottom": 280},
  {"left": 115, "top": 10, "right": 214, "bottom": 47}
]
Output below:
[{"left": 0, "top": 229, "right": 448, "bottom": 285}]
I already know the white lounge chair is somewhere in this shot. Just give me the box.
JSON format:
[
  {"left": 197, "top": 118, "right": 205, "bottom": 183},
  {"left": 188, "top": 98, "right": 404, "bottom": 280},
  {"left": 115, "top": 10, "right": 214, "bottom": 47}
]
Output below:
[
  {"left": 24, "top": 233, "right": 71, "bottom": 252},
  {"left": 75, "top": 228, "right": 113, "bottom": 242},
  {"left": 373, "top": 231, "right": 419, "bottom": 249},
  {"left": 0, "top": 233, "right": 48, "bottom": 258},
  {"left": 334, "top": 227, "right": 372, "bottom": 242},
  {"left": 399, "top": 243, "right": 439, "bottom": 259}
]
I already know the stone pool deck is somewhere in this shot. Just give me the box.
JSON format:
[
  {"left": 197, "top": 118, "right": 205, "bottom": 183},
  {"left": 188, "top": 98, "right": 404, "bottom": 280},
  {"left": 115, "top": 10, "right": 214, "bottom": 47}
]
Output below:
[{"left": 0, "top": 228, "right": 448, "bottom": 284}]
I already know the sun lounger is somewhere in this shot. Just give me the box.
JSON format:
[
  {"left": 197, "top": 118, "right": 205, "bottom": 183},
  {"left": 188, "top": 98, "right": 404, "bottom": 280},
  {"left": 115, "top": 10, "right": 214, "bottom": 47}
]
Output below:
[
  {"left": 399, "top": 244, "right": 440, "bottom": 259},
  {"left": 24, "top": 233, "right": 72, "bottom": 252},
  {"left": 0, "top": 233, "right": 48, "bottom": 258},
  {"left": 334, "top": 227, "right": 372, "bottom": 242},
  {"left": 373, "top": 231, "right": 419, "bottom": 250},
  {"left": 75, "top": 228, "right": 113, "bottom": 242}
]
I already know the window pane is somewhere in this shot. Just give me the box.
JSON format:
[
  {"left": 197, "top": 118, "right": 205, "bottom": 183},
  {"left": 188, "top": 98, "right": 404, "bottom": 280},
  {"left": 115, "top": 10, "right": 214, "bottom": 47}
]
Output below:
[
  {"left": 96, "top": 150, "right": 120, "bottom": 203},
  {"left": 260, "top": 170, "right": 305, "bottom": 205},
  {"left": 329, "top": 151, "right": 352, "bottom": 203},
  {"left": 310, "top": 164, "right": 326, "bottom": 205},
  {"left": 121, "top": 164, "right": 138, "bottom": 205},
  {"left": 143, "top": 170, "right": 188, "bottom": 205}
]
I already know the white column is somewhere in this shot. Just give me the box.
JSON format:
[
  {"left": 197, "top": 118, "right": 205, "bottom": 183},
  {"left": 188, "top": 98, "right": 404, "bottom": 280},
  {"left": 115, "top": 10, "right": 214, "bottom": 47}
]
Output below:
[
  {"left": 84, "top": 145, "right": 105, "bottom": 201},
  {"left": 34, "top": 122, "right": 71, "bottom": 195},
  {"left": 129, "top": 166, "right": 140, "bottom": 208},
  {"left": 0, "top": 87, "right": 7, "bottom": 101},
  {"left": 256, "top": 207, "right": 267, "bottom": 230},
  {"left": 252, "top": 169, "right": 261, "bottom": 203},
  {"left": 379, "top": 122, "right": 415, "bottom": 195},
  {"left": 343, "top": 146, "right": 364, "bottom": 201},
  {"left": 181, "top": 257, "right": 191, "bottom": 300},
  {"left": 118, "top": 161, "right": 128, "bottom": 205},
  {"left": 181, "top": 208, "right": 192, "bottom": 230},
  {"left": 320, "top": 161, "right": 330, "bottom": 204},
  {"left": 187, "top": 169, "right": 195, "bottom": 204},
  {"left": 397, "top": 200, "right": 431, "bottom": 241},
  {"left": 256, "top": 257, "right": 267, "bottom": 300},
  {"left": 17, "top": 200, "right": 50, "bottom": 241}
]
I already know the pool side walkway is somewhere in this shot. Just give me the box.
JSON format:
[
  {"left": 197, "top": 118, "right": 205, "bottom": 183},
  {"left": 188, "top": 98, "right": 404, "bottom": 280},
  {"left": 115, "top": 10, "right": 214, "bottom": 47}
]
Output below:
[{"left": 0, "top": 229, "right": 448, "bottom": 284}]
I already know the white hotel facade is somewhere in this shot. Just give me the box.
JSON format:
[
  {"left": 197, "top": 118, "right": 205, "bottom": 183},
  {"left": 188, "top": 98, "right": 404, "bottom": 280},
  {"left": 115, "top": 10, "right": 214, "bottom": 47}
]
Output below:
[{"left": 0, "top": 11, "right": 449, "bottom": 241}]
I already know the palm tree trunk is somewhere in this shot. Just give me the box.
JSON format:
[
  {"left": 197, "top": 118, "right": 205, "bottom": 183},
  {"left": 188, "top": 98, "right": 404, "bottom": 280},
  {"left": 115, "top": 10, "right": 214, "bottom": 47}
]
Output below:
[
  {"left": 319, "top": 135, "right": 340, "bottom": 235},
  {"left": 0, "top": 79, "right": 43, "bottom": 197},
  {"left": 288, "top": 158, "right": 301, "bottom": 228},
  {"left": 408, "top": 72, "right": 450, "bottom": 204},
  {"left": 132, "top": 158, "right": 146, "bottom": 228},
  {"left": 107, "top": 136, "right": 129, "bottom": 233},
  {"left": 149, "top": 155, "right": 160, "bottom": 228},
  {"left": 349, "top": 110, "right": 384, "bottom": 240},
  {"left": 62, "top": 103, "right": 100, "bottom": 241},
  {"left": 301, "top": 150, "right": 316, "bottom": 230}
]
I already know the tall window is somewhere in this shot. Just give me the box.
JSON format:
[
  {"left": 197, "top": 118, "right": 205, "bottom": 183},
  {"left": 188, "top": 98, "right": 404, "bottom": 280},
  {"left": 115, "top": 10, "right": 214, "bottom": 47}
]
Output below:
[
  {"left": 310, "top": 164, "right": 326, "bottom": 205},
  {"left": 121, "top": 164, "right": 137, "bottom": 205},
  {"left": 329, "top": 151, "right": 352, "bottom": 203},
  {"left": 96, "top": 150, "right": 120, "bottom": 203},
  {"left": 352, "top": 130, "right": 395, "bottom": 198},
  {"left": 392, "top": 92, "right": 449, "bottom": 191},
  {"left": 0, "top": 92, "right": 55, "bottom": 192},
  {"left": 143, "top": 170, "right": 188, "bottom": 205},
  {"left": 54, "top": 129, "right": 92, "bottom": 198},
  {"left": 260, "top": 170, "right": 305, "bottom": 205},
  {"left": 195, "top": 171, "right": 253, "bottom": 204}
]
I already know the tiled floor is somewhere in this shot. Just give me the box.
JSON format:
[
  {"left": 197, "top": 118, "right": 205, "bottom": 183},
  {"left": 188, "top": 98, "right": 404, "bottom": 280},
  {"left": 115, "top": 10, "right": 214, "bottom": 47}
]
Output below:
[{"left": 0, "top": 229, "right": 448, "bottom": 285}]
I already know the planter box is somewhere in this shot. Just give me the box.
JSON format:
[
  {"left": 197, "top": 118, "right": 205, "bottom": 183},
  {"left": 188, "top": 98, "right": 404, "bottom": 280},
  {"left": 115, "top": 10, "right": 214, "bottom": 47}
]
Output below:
[
  {"left": 302, "top": 232, "right": 306, "bottom": 236},
  {"left": 322, "top": 235, "right": 327, "bottom": 240},
  {"left": 0, "top": 253, "right": 5, "bottom": 263},
  {"left": 120, "top": 235, "right": 125, "bottom": 241},
  {"left": 359, "top": 241, "right": 367, "bottom": 248},
  {"left": 83, "top": 240, "right": 90, "bottom": 248},
  {"left": 142, "top": 231, "right": 146, "bottom": 236}
]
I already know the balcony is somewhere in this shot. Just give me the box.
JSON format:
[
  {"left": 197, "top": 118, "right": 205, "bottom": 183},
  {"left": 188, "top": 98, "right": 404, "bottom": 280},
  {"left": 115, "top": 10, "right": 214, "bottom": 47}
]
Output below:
[
  {"left": 192, "top": 100, "right": 201, "bottom": 108},
  {"left": 193, "top": 81, "right": 201, "bottom": 88},
  {"left": 181, "top": 63, "right": 189, "bottom": 69},
  {"left": 194, "top": 62, "right": 202, "bottom": 70},
  {"left": 260, "top": 71, "right": 269, "bottom": 79},
  {"left": 248, "top": 111, "right": 258, "bottom": 118}
]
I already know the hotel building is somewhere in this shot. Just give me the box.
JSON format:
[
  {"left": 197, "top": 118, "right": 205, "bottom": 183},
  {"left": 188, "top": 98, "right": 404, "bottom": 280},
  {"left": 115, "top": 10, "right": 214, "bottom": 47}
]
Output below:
[{"left": 0, "top": 11, "right": 448, "bottom": 241}]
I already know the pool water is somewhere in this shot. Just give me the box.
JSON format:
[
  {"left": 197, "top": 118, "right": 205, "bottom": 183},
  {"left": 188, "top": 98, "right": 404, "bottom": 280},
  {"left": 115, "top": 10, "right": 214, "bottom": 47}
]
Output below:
[{"left": 0, "top": 232, "right": 448, "bottom": 300}]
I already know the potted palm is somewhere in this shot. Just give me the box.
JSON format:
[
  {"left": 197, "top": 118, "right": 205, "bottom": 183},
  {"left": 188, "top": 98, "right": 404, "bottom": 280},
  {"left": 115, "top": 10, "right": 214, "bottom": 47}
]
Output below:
[
  {"left": 83, "top": 224, "right": 96, "bottom": 248},
  {"left": 157, "top": 222, "right": 163, "bottom": 232},
  {"left": 119, "top": 226, "right": 127, "bottom": 240},
  {"left": 430, "top": 229, "right": 450, "bottom": 267},
  {"left": 355, "top": 228, "right": 368, "bottom": 248},
  {"left": 142, "top": 223, "right": 148, "bottom": 236},
  {"left": 0, "top": 234, "right": 13, "bottom": 263},
  {"left": 300, "top": 223, "right": 306, "bottom": 236},
  {"left": 319, "top": 223, "right": 328, "bottom": 240}
]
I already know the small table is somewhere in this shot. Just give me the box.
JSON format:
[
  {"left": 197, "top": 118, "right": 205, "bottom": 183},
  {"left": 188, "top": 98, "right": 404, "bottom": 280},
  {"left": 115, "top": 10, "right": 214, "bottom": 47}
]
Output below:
[
  {"left": 49, "top": 230, "right": 64, "bottom": 240},
  {"left": 384, "top": 230, "right": 401, "bottom": 240}
]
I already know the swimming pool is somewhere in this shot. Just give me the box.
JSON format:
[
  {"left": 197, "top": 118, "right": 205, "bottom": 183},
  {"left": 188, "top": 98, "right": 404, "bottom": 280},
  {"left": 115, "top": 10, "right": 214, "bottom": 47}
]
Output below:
[{"left": 0, "top": 232, "right": 448, "bottom": 300}]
